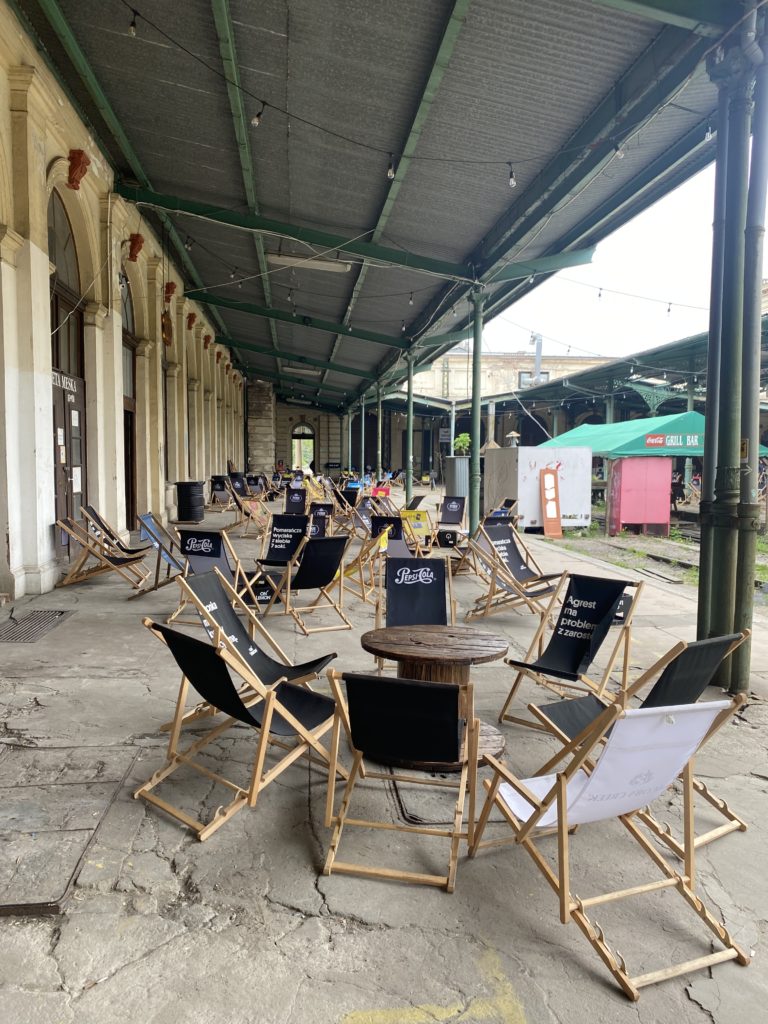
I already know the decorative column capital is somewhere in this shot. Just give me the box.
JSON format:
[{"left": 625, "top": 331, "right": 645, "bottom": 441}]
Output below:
[
  {"left": 188, "top": 378, "right": 201, "bottom": 393},
  {"left": 136, "top": 338, "right": 155, "bottom": 358},
  {"left": 166, "top": 361, "right": 180, "bottom": 379},
  {"left": 83, "top": 301, "right": 108, "bottom": 327}
]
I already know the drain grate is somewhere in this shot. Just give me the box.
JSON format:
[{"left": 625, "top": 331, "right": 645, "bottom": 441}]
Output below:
[{"left": 0, "top": 609, "right": 73, "bottom": 643}]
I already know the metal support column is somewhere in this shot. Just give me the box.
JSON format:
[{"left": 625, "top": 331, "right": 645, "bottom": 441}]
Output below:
[
  {"left": 347, "top": 411, "right": 353, "bottom": 472},
  {"left": 376, "top": 387, "right": 383, "bottom": 480},
  {"left": 405, "top": 356, "right": 414, "bottom": 504},
  {"left": 710, "top": 74, "right": 754, "bottom": 685},
  {"left": 360, "top": 396, "right": 366, "bottom": 476},
  {"left": 605, "top": 393, "right": 615, "bottom": 425},
  {"left": 469, "top": 287, "right": 485, "bottom": 532},
  {"left": 449, "top": 400, "right": 456, "bottom": 450},
  {"left": 486, "top": 400, "right": 496, "bottom": 447},
  {"left": 698, "top": 81, "right": 730, "bottom": 641},
  {"left": 734, "top": 44, "right": 768, "bottom": 692}
]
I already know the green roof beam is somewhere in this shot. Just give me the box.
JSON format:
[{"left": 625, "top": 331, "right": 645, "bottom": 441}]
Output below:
[
  {"left": 591, "top": 1, "right": 732, "bottom": 37},
  {"left": 216, "top": 336, "right": 376, "bottom": 380},
  {"left": 210, "top": 0, "right": 281, "bottom": 370},
  {"left": 244, "top": 366, "right": 350, "bottom": 395},
  {"left": 114, "top": 184, "right": 474, "bottom": 281},
  {"left": 185, "top": 290, "right": 409, "bottom": 349},
  {"left": 484, "top": 245, "right": 596, "bottom": 283}
]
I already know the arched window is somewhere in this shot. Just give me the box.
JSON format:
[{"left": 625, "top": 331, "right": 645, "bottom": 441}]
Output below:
[
  {"left": 48, "top": 189, "right": 83, "bottom": 377},
  {"left": 291, "top": 422, "right": 315, "bottom": 471}
]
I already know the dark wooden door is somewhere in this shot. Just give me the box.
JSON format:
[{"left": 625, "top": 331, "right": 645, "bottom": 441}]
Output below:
[{"left": 52, "top": 370, "right": 87, "bottom": 540}]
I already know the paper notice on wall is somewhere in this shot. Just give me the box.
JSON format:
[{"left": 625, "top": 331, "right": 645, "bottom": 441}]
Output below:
[
  {"left": 57, "top": 428, "right": 65, "bottom": 445},
  {"left": 71, "top": 467, "right": 81, "bottom": 493},
  {"left": 59, "top": 445, "right": 67, "bottom": 464},
  {"left": 540, "top": 468, "right": 562, "bottom": 538}
]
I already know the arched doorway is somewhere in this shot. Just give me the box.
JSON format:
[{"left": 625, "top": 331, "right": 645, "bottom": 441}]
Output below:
[
  {"left": 120, "top": 270, "right": 138, "bottom": 528},
  {"left": 291, "top": 422, "right": 315, "bottom": 471},
  {"left": 48, "top": 189, "right": 87, "bottom": 531}
]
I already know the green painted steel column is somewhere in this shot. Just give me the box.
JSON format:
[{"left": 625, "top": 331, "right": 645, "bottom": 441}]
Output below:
[
  {"left": 449, "top": 400, "right": 456, "bottom": 451},
  {"left": 376, "top": 387, "right": 383, "bottom": 480},
  {"left": 734, "top": 47, "right": 768, "bottom": 693},
  {"left": 360, "top": 397, "right": 366, "bottom": 475},
  {"left": 406, "top": 357, "right": 414, "bottom": 503},
  {"left": 710, "top": 76, "right": 753, "bottom": 687},
  {"left": 347, "top": 411, "right": 353, "bottom": 472},
  {"left": 698, "top": 82, "right": 730, "bottom": 641},
  {"left": 469, "top": 287, "right": 485, "bottom": 532}
]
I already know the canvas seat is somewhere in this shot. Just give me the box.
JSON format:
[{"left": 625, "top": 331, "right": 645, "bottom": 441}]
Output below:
[
  {"left": 498, "top": 572, "right": 642, "bottom": 727},
  {"left": 529, "top": 631, "right": 749, "bottom": 855},
  {"left": 56, "top": 516, "right": 150, "bottom": 591},
  {"left": 323, "top": 670, "right": 478, "bottom": 891},
  {"left": 469, "top": 697, "right": 750, "bottom": 1000},
  {"left": 370, "top": 514, "right": 413, "bottom": 559},
  {"left": 256, "top": 513, "right": 310, "bottom": 569},
  {"left": 343, "top": 532, "right": 383, "bottom": 603},
  {"left": 262, "top": 535, "right": 352, "bottom": 635},
  {"left": 135, "top": 621, "right": 338, "bottom": 841},
  {"left": 373, "top": 556, "right": 455, "bottom": 672},
  {"left": 167, "top": 527, "right": 265, "bottom": 623},
  {"left": 284, "top": 487, "right": 308, "bottom": 516},
  {"left": 309, "top": 501, "right": 334, "bottom": 538},
  {"left": 81, "top": 504, "right": 150, "bottom": 557},
  {"left": 431, "top": 495, "right": 467, "bottom": 549},
  {"left": 135, "top": 512, "right": 185, "bottom": 594}
]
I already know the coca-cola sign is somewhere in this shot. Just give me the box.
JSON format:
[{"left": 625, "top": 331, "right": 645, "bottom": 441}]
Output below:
[{"left": 394, "top": 566, "right": 435, "bottom": 586}]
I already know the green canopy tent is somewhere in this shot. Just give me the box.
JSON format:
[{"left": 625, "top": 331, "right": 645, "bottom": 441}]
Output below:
[{"left": 540, "top": 411, "right": 767, "bottom": 459}]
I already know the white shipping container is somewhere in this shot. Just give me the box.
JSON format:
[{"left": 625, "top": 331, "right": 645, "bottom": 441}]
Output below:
[{"left": 483, "top": 447, "right": 592, "bottom": 528}]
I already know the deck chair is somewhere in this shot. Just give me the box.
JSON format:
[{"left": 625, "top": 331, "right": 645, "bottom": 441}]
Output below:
[
  {"left": 376, "top": 557, "right": 455, "bottom": 630},
  {"left": 405, "top": 495, "right": 424, "bottom": 511},
  {"left": 168, "top": 528, "right": 264, "bottom": 623},
  {"left": 56, "top": 516, "right": 150, "bottom": 591},
  {"left": 351, "top": 495, "right": 376, "bottom": 538},
  {"left": 529, "top": 632, "right": 749, "bottom": 856},
  {"left": 309, "top": 501, "right": 334, "bottom": 538},
  {"left": 332, "top": 486, "right": 360, "bottom": 533},
  {"left": 229, "top": 487, "right": 270, "bottom": 539},
  {"left": 168, "top": 569, "right": 337, "bottom": 730},
  {"left": 209, "top": 475, "right": 234, "bottom": 511},
  {"left": 257, "top": 514, "right": 309, "bottom": 569},
  {"left": 498, "top": 573, "right": 642, "bottom": 727},
  {"left": 469, "top": 697, "right": 750, "bottom": 1000},
  {"left": 323, "top": 670, "right": 478, "bottom": 891},
  {"left": 371, "top": 515, "right": 413, "bottom": 559},
  {"left": 284, "top": 487, "right": 307, "bottom": 516},
  {"left": 401, "top": 508, "right": 434, "bottom": 556},
  {"left": 135, "top": 620, "right": 337, "bottom": 841},
  {"left": 135, "top": 512, "right": 185, "bottom": 594},
  {"left": 262, "top": 535, "right": 352, "bottom": 635},
  {"left": 81, "top": 504, "right": 149, "bottom": 557},
  {"left": 465, "top": 516, "right": 561, "bottom": 619},
  {"left": 431, "top": 496, "right": 467, "bottom": 550},
  {"left": 343, "top": 532, "right": 383, "bottom": 604},
  {"left": 228, "top": 471, "right": 249, "bottom": 497}
]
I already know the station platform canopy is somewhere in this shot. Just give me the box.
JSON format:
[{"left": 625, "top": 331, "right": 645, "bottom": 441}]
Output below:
[{"left": 541, "top": 410, "right": 714, "bottom": 458}]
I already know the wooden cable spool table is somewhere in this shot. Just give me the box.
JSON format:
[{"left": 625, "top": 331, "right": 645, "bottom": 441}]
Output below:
[{"left": 360, "top": 624, "right": 509, "bottom": 769}]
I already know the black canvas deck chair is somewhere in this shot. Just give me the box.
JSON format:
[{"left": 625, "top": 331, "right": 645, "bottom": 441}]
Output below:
[
  {"left": 171, "top": 569, "right": 337, "bottom": 729},
  {"left": 209, "top": 475, "right": 234, "bottom": 511},
  {"left": 469, "top": 696, "right": 750, "bottom": 1000},
  {"left": 81, "top": 504, "right": 149, "bottom": 557},
  {"left": 323, "top": 670, "right": 479, "bottom": 891},
  {"left": 284, "top": 487, "right": 307, "bottom": 516},
  {"left": 168, "top": 528, "right": 263, "bottom": 623},
  {"left": 498, "top": 572, "right": 642, "bottom": 727},
  {"left": 431, "top": 496, "right": 467, "bottom": 549},
  {"left": 257, "top": 513, "right": 309, "bottom": 569},
  {"left": 351, "top": 495, "right": 376, "bottom": 538},
  {"left": 332, "top": 486, "right": 360, "bottom": 533},
  {"left": 228, "top": 471, "right": 249, "bottom": 497},
  {"left": 262, "top": 535, "right": 351, "bottom": 635},
  {"left": 376, "top": 557, "right": 455, "bottom": 630},
  {"left": 56, "top": 516, "right": 150, "bottom": 591},
  {"left": 371, "top": 515, "right": 413, "bottom": 559},
  {"left": 135, "top": 620, "right": 337, "bottom": 841},
  {"left": 309, "top": 501, "right": 334, "bottom": 538},
  {"left": 135, "top": 512, "right": 185, "bottom": 594},
  {"left": 405, "top": 495, "right": 424, "bottom": 511},
  {"left": 465, "top": 516, "right": 561, "bottom": 619},
  {"left": 529, "top": 631, "right": 749, "bottom": 856}
]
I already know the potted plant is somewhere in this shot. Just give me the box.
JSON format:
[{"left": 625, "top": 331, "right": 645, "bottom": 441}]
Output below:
[{"left": 445, "top": 434, "right": 471, "bottom": 496}]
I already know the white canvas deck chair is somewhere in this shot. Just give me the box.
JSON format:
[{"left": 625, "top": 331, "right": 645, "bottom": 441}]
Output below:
[
  {"left": 498, "top": 572, "right": 642, "bottom": 727},
  {"left": 465, "top": 516, "right": 561, "bottom": 619},
  {"left": 262, "top": 535, "right": 352, "bottom": 635},
  {"left": 135, "top": 620, "right": 338, "bottom": 841},
  {"left": 56, "top": 516, "right": 150, "bottom": 591},
  {"left": 469, "top": 697, "right": 750, "bottom": 1000},
  {"left": 324, "top": 670, "right": 479, "bottom": 891},
  {"left": 529, "top": 631, "right": 749, "bottom": 856}
]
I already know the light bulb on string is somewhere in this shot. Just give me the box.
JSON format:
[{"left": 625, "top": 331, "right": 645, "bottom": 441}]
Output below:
[
  {"left": 508, "top": 164, "right": 517, "bottom": 189},
  {"left": 408, "top": 293, "right": 414, "bottom": 306},
  {"left": 614, "top": 143, "right": 625, "bottom": 159},
  {"left": 129, "top": 9, "right": 137, "bottom": 36},
  {"left": 598, "top": 287, "right": 602, "bottom": 300},
  {"left": 452, "top": 306, "right": 457, "bottom": 318},
  {"left": 184, "top": 236, "right": 193, "bottom": 252},
  {"left": 387, "top": 155, "right": 396, "bottom": 180},
  {"left": 705, "top": 123, "right": 713, "bottom": 142},
  {"left": 667, "top": 302, "right": 672, "bottom": 315},
  {"left": 401, "top": 321, "right": 406, "bottom": 334},
  {"left": 230, "top": 268, "right": 237, "bottom": 281},
  {"left": 250, "top": 104, "right": 265, "bottom": 128}
]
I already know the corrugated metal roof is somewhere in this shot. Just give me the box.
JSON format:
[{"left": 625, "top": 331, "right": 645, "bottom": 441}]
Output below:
[{"left": 12, "top": 0, "right": 739, "bottom": 410}]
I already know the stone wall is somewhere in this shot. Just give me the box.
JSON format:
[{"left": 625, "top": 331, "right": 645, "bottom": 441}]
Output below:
[{"left": 246, "top": 380, "right": 276, "bottom": 472}]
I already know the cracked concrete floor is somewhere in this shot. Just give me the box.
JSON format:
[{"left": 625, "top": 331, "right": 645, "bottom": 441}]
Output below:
[{"left": 1, "top": 502, "right": 766, "bottom": 1023}]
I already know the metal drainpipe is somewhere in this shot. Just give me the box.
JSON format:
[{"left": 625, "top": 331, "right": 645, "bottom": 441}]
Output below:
[
  {"left": 698, "top": 81, "right": 730, "bottom": 640},
  {"left": 710, "top": 72, "right": 754, "bottom": 688},
  {"left": 406, "top": 356, "right": 414, "bottom": 503},
  {"left": 469, "top": 287, "right": 485, "bottom": 532},
  {"left": 376, "top": 387, "right": 383, "bottom": 480},
  {"left": 733, "top": 39, "right": 768, "bottom": 693}
]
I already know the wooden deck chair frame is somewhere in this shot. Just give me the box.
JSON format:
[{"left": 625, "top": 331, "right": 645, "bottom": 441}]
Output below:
[
  {"left": 209, "top": 476, "right": 236, "bottom": 512},
  {"left": 498, "top": 573, "right": 643, "bottom": 727},
  {"left": 81, "top": 504, "right": 150, "bottom": 557},
  {"left": 132, "top": 512, "right": 185, "bottom": 596},
  {"left": 528, "top": 633, "right": 749, "bottom": 857},
  {"left": 135, "top": 620, "right": 338, "bottom": 841},
  {"left": 464, "top": 521, "right": 561, "bottom": 620},
  {"left": 430, "top": 496, "right": 467, "bottom": 547},
  {"left": 262, "top": 535, "right": 352, "bottom": 635},
  {"left": 56, "top": 517, "right": 150, "bottom": 591},
  {"left": 401, "top": 509, "right": 435, "bottom": 556},
  {"left": 231, "top": 487, "right": 270, "bottom": 539},
  {"left": 343, "top": 532, "right": 383, "bottom": 604},
  {"left": 323, "top": 670, "right": 479, "bottom": 891},
  {"left": 167, "top": 528, "right": 265, "bottom": 625},
  {"left": 469, "top": 696, "right": 750, "bottom": 1000}
]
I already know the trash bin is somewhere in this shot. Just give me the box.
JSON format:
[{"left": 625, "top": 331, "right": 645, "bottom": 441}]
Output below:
[{"left": 175, "top": 481, "right": 205, "bottom": 523}]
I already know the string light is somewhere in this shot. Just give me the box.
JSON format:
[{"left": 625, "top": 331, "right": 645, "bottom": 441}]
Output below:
[
  {"left": 183, "top": 236, "right": 193, "bottom": 251},
  {"left": 230, "top": 268, "right": 237, "bottom": 280},
  {"left": 409, "top": 292, "right": 414, "bottom": 306},
  {"left": 508, "top": 164, "right": 517, "bottom": 189},
  {"left": 598, "top": 287, "right": 602, "bottom": 300},
  {"left": 128, "top": 9, "right": 137, "bottom": 36},
  {"left": 705, "top": 123, "right": 713, "bottom": 142},
  {"left": 401, "top": 320, "right": 406, "bottom": 333},
  {"left": 614, "top": 144, "right": 625, "bottom": 159},
  {"left": 387, "top": 155, "right": 396, "bottom": 180},
  {"left": 452, "top": 306, "right": 457, "bottom": 318},
  {"left": 250, "top": 103, "right": 265, "bottom": 128},
  {"left": 667, "top": 302, "right": 672, "bottom": 314}
]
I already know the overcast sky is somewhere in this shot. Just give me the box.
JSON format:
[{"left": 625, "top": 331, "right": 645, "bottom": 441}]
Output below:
[{"left": 483, "top": 161, "right": 735, "bottom": 360}]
